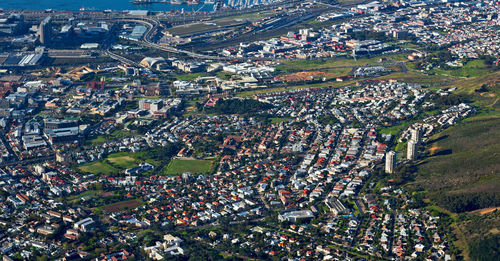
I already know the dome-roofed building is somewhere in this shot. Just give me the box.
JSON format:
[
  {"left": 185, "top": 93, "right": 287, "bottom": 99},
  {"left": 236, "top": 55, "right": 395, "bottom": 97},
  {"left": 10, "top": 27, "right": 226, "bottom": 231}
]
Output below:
[{"left": 140, "top": 57, "right": 166, "bottom": 69}]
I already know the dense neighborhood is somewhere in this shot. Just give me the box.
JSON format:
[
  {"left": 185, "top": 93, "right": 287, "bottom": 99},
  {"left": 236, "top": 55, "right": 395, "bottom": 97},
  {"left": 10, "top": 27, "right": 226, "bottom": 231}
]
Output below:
[{"left": 0, "top": 0, "right": 498, "bottom": 259}]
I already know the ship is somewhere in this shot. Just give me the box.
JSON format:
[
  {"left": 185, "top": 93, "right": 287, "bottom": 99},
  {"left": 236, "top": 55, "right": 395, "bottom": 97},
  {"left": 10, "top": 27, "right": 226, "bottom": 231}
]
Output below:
[
  {"left": 131, "top": 0, "right": 154, "bottom": 4},
  {"left": 170, "top": 0, "right": 184, "bottom": 4},
  {"left": 204, "top": 0, "right": 216, "bottom": 4}
]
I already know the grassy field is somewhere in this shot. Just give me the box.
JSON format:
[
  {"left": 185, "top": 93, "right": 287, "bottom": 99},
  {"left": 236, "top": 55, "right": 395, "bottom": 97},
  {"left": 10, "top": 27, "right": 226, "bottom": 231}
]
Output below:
[
  {"left": 79, "top": 161, "right": 117, "bottom": 175},
  {"left": 374, "top": 71, "right": 454, "bottom": 85},
  {"left": 270, "top": 117, "right": 292, "bottom": 124},
  {"left": 444, "top": 70, "right": 500, "bottom": 112},
  {"left": 443, "top": 70, "right": 500, "bottom": 93},
  {"left": 236, "top": 80, "right": 358, "bottom": 98},
  {"left": 86, "top": 130, "right": 134, "bottom": 146},
  {"left": 379, "top": 123, "right": 408, "bottom": 135},
  {"left": 275, "top": 53, "right": 408, "bottom": 73},
  {"left": 237, "top": 71, "right": 443, "bottom": 98},
  {"left": 106, "top": 153, "right": 140, "bottom": 169},
  {"left": 64, "top": 190, "right": 106, "bottom": 202},
  {"left": 87, "top": 135, "right": 108, "bottom": 146},
  {"left": 109, "top": 151, "right": 160, "bottom": 169},
  {"left": 163, "top": 158, "right": 216, "bottom": 175},
  {"left": 237, "top": 62, "right": 455, "bottom": 98},
  {"left": 175, "top": 72, "right": 206, "bottom": 81},
  {"left": 427, "top": 59, "right": 495, "bottom": 78},
  {"left": 78, "top": 151, "right": 160, "bottom": 175}
]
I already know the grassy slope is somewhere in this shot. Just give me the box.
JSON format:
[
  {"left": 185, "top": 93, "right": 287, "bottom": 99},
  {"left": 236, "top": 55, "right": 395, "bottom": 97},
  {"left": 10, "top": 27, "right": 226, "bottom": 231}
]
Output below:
[
  {"left": 415, "top": 117, "right": 500, "bottom": 193},
  {"left": 410, "top": 70, "right": 500, "bottom": 260},
  {"left": 428, "top": 59, "right": 494, "bottom": 78},
  {"left": 418, "top": 71, "right": 500, "bottom": 190}
]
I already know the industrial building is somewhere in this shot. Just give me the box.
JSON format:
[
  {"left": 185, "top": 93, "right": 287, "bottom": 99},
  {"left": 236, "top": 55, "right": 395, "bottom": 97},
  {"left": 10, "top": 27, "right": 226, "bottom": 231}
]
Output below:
[
  {"left": 325, "top": 197, "right": 347, "bottom": 216},
  {"left": 278, "top": 210, "right": 314, "bottom": 222}
]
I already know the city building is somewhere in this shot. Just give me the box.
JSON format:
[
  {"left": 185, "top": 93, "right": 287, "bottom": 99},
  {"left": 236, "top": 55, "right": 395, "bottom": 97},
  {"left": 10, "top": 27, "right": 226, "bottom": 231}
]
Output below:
[
  {"left": 0, "top": 14, "right": 26, "bottom": 35},
  {"left": 39, "top": 16, "right": 52, "bottom": 45},
  {"left": 278, "top": 210, "right": 314, "bottom": 222},
  {"left": 407, "top": 140, "right": 417, "bottom": 160},
  {"left": 410, "top": 128, "right": 421, "bottom": 144},
  {"left": 325, "top": 197, "right": 347, "bottom": 216},
  {"left": 385, "top": 151, "right": 396, "bottom": 173},
  {"left": 139, "top": 99, "right": 163, "bottom": 112}
]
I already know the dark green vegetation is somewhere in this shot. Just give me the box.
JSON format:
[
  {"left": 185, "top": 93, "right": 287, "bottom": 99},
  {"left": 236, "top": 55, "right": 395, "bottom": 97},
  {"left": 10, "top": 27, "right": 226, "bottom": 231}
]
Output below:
[
  {"left": 469, "top": 234, "right": 500, "bottom": 261},
  {"left": 205, "top": 98, "right": 273, "bottom": 115},
  {"left": 435, "top": 191, "right": 500, "bottom": 213},
  {"left": 450, "top": 212, "right": 500, "bottom": 260}
]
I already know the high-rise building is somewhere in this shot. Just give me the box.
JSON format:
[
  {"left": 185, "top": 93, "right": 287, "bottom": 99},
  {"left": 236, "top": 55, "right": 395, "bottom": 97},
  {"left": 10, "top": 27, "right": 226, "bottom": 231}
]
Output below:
[
  {"left": 407, "top": 140, "right": 417, "bottom": 160},
  {"left": 385, "top": 151, "right": 396, "bottom": 174},
  {"left": 410, "top": 127, "right": 421, "bottom": 144},
  {"left": 39, "top": 16, "right": 52, "bottom": 45}
]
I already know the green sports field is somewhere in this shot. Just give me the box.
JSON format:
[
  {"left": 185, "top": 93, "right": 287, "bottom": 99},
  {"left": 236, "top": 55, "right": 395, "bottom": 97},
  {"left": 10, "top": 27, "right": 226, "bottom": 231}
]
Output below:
[{"left": 163, "top": 158, "right": 216, "bottom": 175}]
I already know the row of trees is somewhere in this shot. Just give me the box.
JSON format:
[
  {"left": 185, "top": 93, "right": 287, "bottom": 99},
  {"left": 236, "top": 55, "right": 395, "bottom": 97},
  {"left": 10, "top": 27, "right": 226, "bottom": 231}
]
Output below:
[
  {"left": 205, "top": 99, "right": 273, "bottom": 115},
  {"left": 431, "top": 93, "right": 470, "bottom": 106},
  {"left": 434, "top": 191, "right": 500, "bottom": 213}
]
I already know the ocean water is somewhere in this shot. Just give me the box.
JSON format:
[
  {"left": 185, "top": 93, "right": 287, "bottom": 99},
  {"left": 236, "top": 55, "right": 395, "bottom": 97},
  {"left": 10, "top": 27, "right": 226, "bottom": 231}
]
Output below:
[{"left": 0, "top": 0, "right": 216, "bottom": 12}]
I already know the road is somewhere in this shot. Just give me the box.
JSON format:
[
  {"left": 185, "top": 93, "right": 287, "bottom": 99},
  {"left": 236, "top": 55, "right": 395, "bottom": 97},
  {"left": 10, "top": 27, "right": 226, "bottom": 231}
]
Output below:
[
  {"left": 0, "top": 155, "right": 55, "bottom": 168},
  {"left": 108, "top": 4, "right": 338, "bottom": 63},
  {"left": 104, "top": 17, "right": 230, "bottom": 65},
  {"left": 102, "top": 0, "right": 372, "bottom": 65},
  {"left": 104, "top": 49, "right": 142, "bottom": 67}
]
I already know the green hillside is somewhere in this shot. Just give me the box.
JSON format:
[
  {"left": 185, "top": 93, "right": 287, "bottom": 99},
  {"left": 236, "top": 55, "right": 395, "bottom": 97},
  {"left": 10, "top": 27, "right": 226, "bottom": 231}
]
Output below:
[{"left": 410, "top": 70, "right": 500, "bottom": 260}]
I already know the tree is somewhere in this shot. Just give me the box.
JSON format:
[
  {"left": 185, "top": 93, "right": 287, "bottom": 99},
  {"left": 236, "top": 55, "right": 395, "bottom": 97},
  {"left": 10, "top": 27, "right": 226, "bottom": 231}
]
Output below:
[
  {"left": 205, "top": 99, "right": 273, "bottom": 115},
  {"left": 36, "top": 255, "right": 49, "bottom": 261}
]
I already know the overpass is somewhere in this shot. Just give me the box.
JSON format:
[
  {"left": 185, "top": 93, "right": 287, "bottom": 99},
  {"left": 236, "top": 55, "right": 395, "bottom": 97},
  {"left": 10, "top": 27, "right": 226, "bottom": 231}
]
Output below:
[{"left": 107, "top": 18, "right": 232, "bottom": 64}]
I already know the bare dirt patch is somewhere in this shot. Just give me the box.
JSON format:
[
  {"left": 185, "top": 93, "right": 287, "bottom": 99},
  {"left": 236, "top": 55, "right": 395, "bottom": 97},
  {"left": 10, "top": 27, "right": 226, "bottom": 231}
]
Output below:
[
  {"left": 428, "top": 146, "right": 442, "bottom": 154},
  {"left": 470, "top": 206, "right": 500, "bottom": 215},
  {"left": 102, "top": 200, "right": 143, "bottom": 213},
  {"left": 276, "top": 71, "right": 336, "bottom": 83}
]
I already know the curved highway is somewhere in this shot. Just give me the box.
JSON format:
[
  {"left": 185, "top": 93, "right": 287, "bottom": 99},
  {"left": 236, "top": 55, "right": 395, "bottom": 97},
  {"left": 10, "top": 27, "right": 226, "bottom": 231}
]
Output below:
[{"left": 112, "top": 18, "right": 229, "bottom": 62}]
